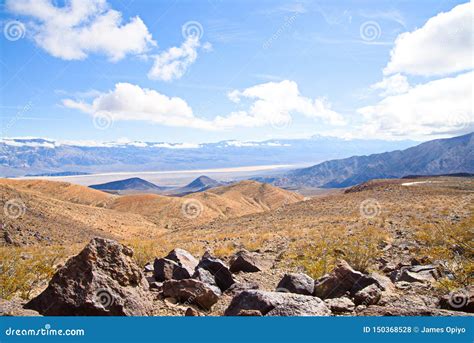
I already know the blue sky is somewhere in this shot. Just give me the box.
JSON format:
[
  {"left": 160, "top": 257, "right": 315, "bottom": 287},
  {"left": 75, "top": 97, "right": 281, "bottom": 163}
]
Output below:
[{"left": 0, "top": 0, "right": 472, "bottom": 144}]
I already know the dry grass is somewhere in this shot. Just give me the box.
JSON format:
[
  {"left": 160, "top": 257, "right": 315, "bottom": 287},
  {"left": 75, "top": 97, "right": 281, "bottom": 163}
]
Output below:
[
  {"left": 415, "top": 214, "right": 474, "bottom": 291},
  {"left": 0, "top": 245, "right": 69, "bottom": 300}
]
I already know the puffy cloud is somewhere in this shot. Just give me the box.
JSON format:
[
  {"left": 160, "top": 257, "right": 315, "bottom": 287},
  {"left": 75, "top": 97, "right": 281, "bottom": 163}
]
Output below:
[
  {"left": 214, "top": 80, "right": 345, "bottom": 128},
  {"left": 62, "top": 83, "right": 212, "bottom": 129},
  {"left": 6, "top": 0, "right": 155, "bottom": 61},
  {"left": 370, "top": 73, "right": 410, "bottom": 96},
  {"left": 357, "top": 71, "right": 473, "bottom": 138},
  {"left": 63, "top": 81, "right": 345, "bottom": 130},
  {"left": 384, "top": 2, "right": 473, "bottom": 76},
  {"left": 148, "top": 36, "right": 211, "bottom": 81}
]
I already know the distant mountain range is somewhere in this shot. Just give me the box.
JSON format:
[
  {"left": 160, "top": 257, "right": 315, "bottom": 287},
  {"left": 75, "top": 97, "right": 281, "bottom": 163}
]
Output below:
[
  {"left": 0, "top": 136, "right": 417, "bottom": 177},
  {"left": 268, "top": 132, "right": 474, "bottom": 188},
  {"left": 89, "top": 175, "right": 224, "bottom": 196}
]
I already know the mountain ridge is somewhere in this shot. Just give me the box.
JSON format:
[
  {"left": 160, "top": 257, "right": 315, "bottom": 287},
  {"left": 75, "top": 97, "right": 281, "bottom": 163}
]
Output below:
[{"left": 272, "top": 132, "right": 473, "bottom": 188}]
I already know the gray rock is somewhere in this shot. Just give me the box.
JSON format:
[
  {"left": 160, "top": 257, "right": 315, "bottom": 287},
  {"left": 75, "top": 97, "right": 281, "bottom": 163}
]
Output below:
[
  {"left": 192, "top": 268, "right": 217, "bottom": 287},
  {"left": 324, "top": 297, "right": 355, "bottom": 313},
  {"left": 391, "top": 265, "right": 440, "bottom": 283},
  {"left": 224, "top": 290, "right": 331, "bottom": 316},
  {"left": 25, "top": 238, "right": 153, "bottom": 316},
  {"left": 354, "top": 284, "right": 382, "bottom": 306},
  {"left": 229, "top": 250, "right": 271, "bottom": 273},
  {"left": 225, "top": 281, "right": 260, "bottom": 296},
  {"left": 313, "top": 260, "right": 379, "bottom": 299},
  {"left": 276, "top": 273, "right": 314, "bottom": 296},
  {"left": 153, "top": 248, "right": 199, "bottom": 281},
  {"left": 197, "top": 252, "right": 235, "bottom": 291},
  {"left": 162, "top": 279, "right": 220, "bottom": 310},
  {"left": 0, "top": 299, "right": 40, "bottom": 316}
]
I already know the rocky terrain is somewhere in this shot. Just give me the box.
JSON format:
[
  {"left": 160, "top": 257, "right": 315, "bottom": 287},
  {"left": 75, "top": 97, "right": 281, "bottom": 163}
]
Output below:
[{"left": 0, "top": 176, "right": 472, "bottom": 317}]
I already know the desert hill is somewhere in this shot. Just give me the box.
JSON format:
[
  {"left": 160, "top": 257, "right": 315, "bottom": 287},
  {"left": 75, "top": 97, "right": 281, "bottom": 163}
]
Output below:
[
  {"left": 110, "top": 180, "right": 304, "bottom": 228},
  {"left": 0, "top": 178, "right": 303, "bottom": 245},
  {"left": 0, "top": 178, "right": 112, "bottom": 207}
]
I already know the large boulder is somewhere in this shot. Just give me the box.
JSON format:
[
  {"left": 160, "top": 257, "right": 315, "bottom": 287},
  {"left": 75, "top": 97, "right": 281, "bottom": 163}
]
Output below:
[
  {"left": 224, "top": 290, "right": 331, "bottom": 316},
  {"left": 439, "top": 287, "right": 474, "bottom": 313},
  {"left": 25, "top": 238, "right": 153, "bottom": 316},
  {"left": 196, "top": 252, "right": 235, "bottom": 291},
  {"left": 313, "top": 260, "right": 380, "bottom": 299},
  {"left": 276, "top": 273, "right": 314, "bottom": 295},
  {"left": 229, "top": 250, "right": 271, "bottom": 273},
  {"left": 154, "top": 248, "right": 198, "bottom": 281},
  {"left": 162, "top": 279, "right": 220, "bottom": 310}
]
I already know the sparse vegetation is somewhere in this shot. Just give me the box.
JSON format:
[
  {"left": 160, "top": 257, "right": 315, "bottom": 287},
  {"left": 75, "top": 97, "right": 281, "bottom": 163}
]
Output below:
[
  {"left": 0, "top": 246, "right": 67, "bottom": 300},
  {"left": 415, "top": 215, "right": 474, "bottom": 291},
  {"left": 286, "top": 225, "right": 388, "bottom": 278}
]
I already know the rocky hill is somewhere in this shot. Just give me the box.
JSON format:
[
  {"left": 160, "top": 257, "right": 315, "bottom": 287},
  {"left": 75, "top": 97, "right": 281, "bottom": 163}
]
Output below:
[{"left": 273, "top": 132, "right": 473, "bottom": 188}]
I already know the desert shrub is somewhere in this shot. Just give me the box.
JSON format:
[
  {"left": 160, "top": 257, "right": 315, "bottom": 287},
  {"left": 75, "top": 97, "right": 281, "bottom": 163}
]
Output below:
[
  {"left": 213, "top": 242, "right": 236, "bottom": 257},
  {"left": 415, "top": 215, "right": 474, "bottom": 291},
  {"left": 0, "top": 246, "right": 66, "bottom": 300},
  {"left": 287, "top": 225, "right": 388, "bottom": 279}
]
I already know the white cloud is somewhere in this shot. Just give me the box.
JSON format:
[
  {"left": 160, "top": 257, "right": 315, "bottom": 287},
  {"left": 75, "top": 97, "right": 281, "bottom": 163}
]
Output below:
[
  {"left": 148, "top": 36, "right": 210, "bottom": 81},
  {"left": 63, "top": 83, "right": 213, "bottom": 129},
  {"left": 384, "top": 2, "right": 473, "bottom": 76},
  {"left": 215, "top": 80, "right": 345, "bottom": 128},
  {"left": 357, "top": 71, "right": 473, "bottom": 138},
  {"left": 152, "top": 142, "right": 201, "bottom": 149},
  {"left": 370, "top": 73, "right": 410, "bottom": 96},
  {"left": 6, "top": 0, "right": 155, "bottom": 61},
  {"left": 63, "top": 81, "right": 345, "bottom": 131}
]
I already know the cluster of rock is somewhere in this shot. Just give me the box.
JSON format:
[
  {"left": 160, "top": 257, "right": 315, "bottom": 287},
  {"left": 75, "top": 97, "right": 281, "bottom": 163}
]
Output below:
[{"left": 16, "top": 238, "right": 473, "bottom": 316}]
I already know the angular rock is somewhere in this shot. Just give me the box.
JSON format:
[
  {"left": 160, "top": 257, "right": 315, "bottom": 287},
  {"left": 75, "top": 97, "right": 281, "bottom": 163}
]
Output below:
[
  {"left": 354, "top": 284, "right": 382, "bottom": 306},
  {"left": 197, "top": 252, "right": 235, "bottom": 291},
  {"left": 276, "top": 273, "right": 314, "bottom": 296},
  {"left": 162, "top": 279, "right": 220, "bottom": 310},
  {"left": 143, "top": 262, "right": 154, "bottom": 273},
  {"left": 324, "top": 297, "right": 355, "bottom": 313},
  {"left": 224, "top": 281, "right": 260, "bottom": 296},
  {"left": 166, "top": 248, "right": 199, "bottom": 275},
  {"left": 224, "top": 290, "right": 331, "bottom": 316},
  {"left": 390, "top": 265, "right": 440, "bottom": 283},
  {"left": 25, "top": 237, "right": 153, "bottom": 316},
  {"left": 192, "top": 268, "right": 217, "bottom": 287},
  {"left": 439, "top": 287, "right": 474, "bottom": 313},
  {"left": 153, "top": 248, "right": 199, "bottom": 281},
  {"left": 229, "top": 250, "right": 271, "bottom": 273},
  {"left": 313, "top": 260, "right": 379, "bottom": 299}
]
